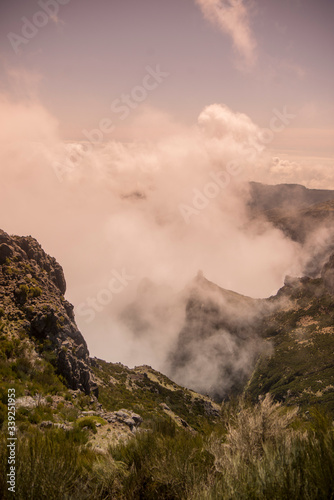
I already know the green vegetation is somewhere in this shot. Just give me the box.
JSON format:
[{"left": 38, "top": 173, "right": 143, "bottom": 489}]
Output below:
[
  {"left": 93, "top": 360, "right": 217, "bottom": 431},
  {"left": 246, "top": 281, "right": 334, "bottom": 414},
  {"left": 0, "top": 395, "right": 333, "bottom": 499},
  {"left": 0, "top": 230, "right": 333, "bottom": 498}
]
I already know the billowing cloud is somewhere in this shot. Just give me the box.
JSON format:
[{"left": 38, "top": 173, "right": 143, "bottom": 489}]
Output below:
[
  {"left": 3, "top": 88, "right": 334, "bottom": 396},
  {"left": 195, "top": 0, "right": 257, "bottom": 68},
  {"left": 4, "top": 92, "right": 330, "bottom": 397},
  {"left": 247, "top": 155, "right": 334, "bottom": 190}
]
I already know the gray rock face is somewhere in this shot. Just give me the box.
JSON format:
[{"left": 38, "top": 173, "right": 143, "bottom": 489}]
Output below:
[
  {"left": 0, "top": 230, "right": 66, "bottom": 293},
  {"left": 100, "top": 409, "right": 143, "bottom": 431},
  {"left": 0, "top": 229, "right": 97, "bottom": 396}
]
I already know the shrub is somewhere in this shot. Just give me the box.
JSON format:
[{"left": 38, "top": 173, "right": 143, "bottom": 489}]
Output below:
[
  {"left": 0, "top": 393, "right": 333, "bottom": 499},
  {"left": 76, "top": 417, "right": 97, "bottom": 434},
  {"left": 29, "top": 287, "right": 42, "bottom": 298},
  {"left": 0, "top": 428, "right": 100, "bottom": 499},
  {"left": 106, "top": 419, "right": 214, "bottom": 499},
  {"left": 193, "top": 395, "right": 334, "bottom": 500},
  {"left": 18, "top": 284, "right": 29, "bottom": 301}
]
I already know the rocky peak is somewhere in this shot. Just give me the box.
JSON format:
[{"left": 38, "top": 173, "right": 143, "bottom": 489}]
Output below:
[
  {"left": 0, "top": 230, "right": 66, "bottom": 294},
  {"left": 0, "top": 229, "right": 97, "bottom": 395},
  {"left": 321, "top": 252, "right": 334, "bottom": 293}
]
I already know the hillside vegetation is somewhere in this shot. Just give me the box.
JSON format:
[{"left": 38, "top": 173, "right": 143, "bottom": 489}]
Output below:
[{"left": 0, "top": 223, "right": 334, "bottom": 498}]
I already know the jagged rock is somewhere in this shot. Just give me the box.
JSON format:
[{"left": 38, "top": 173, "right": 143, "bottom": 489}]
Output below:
[
  {"left": 40, "top": 421, "right": 53, "bottom": 428},
  {"left": 0, "top": 243, "right": 13, "bottom": 264},
  {"left": 123, "top": 418, "right": 136, "bottom": 430},
  {"left": 203, "top": 400, "right": 220, "bottom": 418},
  {"left": 0, "top": 229, "right": 97, "bottom": 396},
  {"left": 57, "top": 349, "right": 98, "bottom": 396},
  {"left": 321, "top": 253, "right": 334, "bottom": 293},
  {"left": 130, "top": 412, "right": 143, "bottom": 426},
  {"left": 16, "top": 396, "right": 41, "bottom": 409},
  {"left": 115, "top": 410, "right": 129, "bottom": 420},
  {"left": 160, "top": 403, "right": 171, "bottom": 411},
  {"left": 284, "top": 275, "right": 300, "bottom": 287},
  {"left": 99, "top": 409, "right": 143, "bottom": 430}
]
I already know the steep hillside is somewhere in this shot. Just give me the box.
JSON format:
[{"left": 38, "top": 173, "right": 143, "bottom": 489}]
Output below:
[
  {"left": 0, "top": 228, "right": 333, "bottom": 499},
  {"left": 0, "top": 229, "right": 220, "bottom": 437},
  {"left": 0, "top": 229, "right": 97, "bottom": 395},
  {"left": 248, "top": 182, "right": 334, "bottom": 215},
  {"left": 248, "top": 182, "right": 334, "bottom": 247},
  {"left": 2, "top": 227, "right": 332, "bottom": 419},
  {"left": 263, "top": 199, "right": 334, "bottom": 246},
  {"left": 167, "top": 272, "right": 266, "bottom": 400},
  {"left": 167, "top": 262, "right": 334, "bottom": 413},
  {"left": 245, "top": 263, "right": 334, "bottom": 413}
]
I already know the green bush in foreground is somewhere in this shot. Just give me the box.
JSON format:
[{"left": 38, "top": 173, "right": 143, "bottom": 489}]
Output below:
[
  {"left": 0, "top": 428, "right": 99, "bottom": 499},
  {"left": 0, "top": 395, "right": 333, "bottom": 499}
]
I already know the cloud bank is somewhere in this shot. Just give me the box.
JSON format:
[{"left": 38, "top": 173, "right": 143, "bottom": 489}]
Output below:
[{"left": 0, "top": 93, "right": 331, "bottom": 391}]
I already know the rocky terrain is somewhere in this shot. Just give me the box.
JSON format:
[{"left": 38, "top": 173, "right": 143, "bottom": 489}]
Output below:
[
  {"left": 0, "top": 216, "right": 333, "bottom": 498},
  {"left": 0, "top": 228, "right": 220, "bottom": 441},
  {"left": 248, "top": 182, "right": 334, "bottom": 247},
  {"left": 248, "top": 182, "right": 334, "bottom": 217},
  {"left": 0, "top": 229, "right": 97, "bottom": 395},
  {"left": 162, "top": 182, "right": 334, "bottom": 407},
  {"left": 246, "top": 256, "right": 334, "bottom": 413}
]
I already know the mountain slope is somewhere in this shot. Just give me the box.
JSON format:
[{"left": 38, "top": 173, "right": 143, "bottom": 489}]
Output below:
[
  {"left": 248, "top": 182, "right": 334, "bottom": 247},
  {"left": 248, "top": 182, "right": 334, "bottom": 215},
  {"left": 0, "top": 229, "right": 97, "bottom": 395},
  {"left": 245, "top": 265, "right": 334, "bottom": 413},
  {"left": 0, "top": 229, "right": 220, "bottom": 435},
  {"left": 167, "top": 261, "right": 334, "bottom": 413},
  {"left": 167, "top": 272, "right": 266, "bottom": 400}
]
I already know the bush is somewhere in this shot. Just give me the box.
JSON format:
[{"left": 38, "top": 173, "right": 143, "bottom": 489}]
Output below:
[
  {"left": 193, "top": 395, "right": 334, "bottom": 500},
  {"left": 76, "top": 417, "right": 97, "bottom": 434},
  {"left": 0, "top": 428, "right": 99, "bottom": 499},
  {"left": 0, "top": 395, "right": 333, "bottom": 499},
  {"left": 29, "top": 287, "right": 42, "bottom": 298},
  {"left": 106, "top": 419, "right": 214, "bottom": 499}
]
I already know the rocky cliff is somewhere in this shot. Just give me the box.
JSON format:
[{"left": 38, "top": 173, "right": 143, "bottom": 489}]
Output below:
[
  {"left": 0, "top": 229, "right": 221, "bottom": 434},
  {"left": 167, "top": 256, "right": 334, "bottom": 412},
  {"left": 0, "top": 229, "right": 97, "bottom": 395}
]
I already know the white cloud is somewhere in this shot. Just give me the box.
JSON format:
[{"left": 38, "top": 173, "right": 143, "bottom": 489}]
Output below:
[
  {"left": 246, "top": 154, "right": 334, "bottom": 190},
  {"left": 195, "top": 0, "right": 257, "bottom": 68},
  {"left": 0, "top": 95, "right": 307, "bottom": 371}
]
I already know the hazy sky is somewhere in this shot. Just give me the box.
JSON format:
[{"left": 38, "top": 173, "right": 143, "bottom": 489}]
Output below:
[
  {"left": 0, "top": 1, "right": 333, "bottom": 365},
  {"left": 1, "top": 0, "right": 333, "bottom": 154}
]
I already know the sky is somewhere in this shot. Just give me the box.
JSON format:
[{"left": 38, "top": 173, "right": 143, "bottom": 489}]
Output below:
[
  {"left": 0, "top": 0, "right": 333, "bottom": 367},
  {"left": 0, "top": 0, "right": 333, "bottom": 151}
]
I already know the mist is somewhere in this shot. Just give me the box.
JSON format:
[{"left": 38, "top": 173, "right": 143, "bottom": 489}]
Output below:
[{"left": 0, "top": 93, "right": 331, "bottom": 396}]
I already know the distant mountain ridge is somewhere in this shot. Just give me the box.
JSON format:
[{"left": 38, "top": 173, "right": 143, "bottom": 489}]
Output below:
[
  {"left": 248, "top": 181, "right": 334, "bottom": 214},
  {"left": 248, "top": 182, "right": 334, "bottom": 246}
]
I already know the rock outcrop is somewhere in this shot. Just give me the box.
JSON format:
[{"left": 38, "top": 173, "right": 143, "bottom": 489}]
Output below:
[
  {"left": 0, "top": 229, "right": 97, "bottom": 395},
  {"left": 321, "top": 253, "right": 334, "bottom": 293}
]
